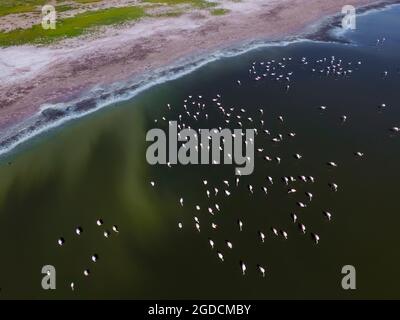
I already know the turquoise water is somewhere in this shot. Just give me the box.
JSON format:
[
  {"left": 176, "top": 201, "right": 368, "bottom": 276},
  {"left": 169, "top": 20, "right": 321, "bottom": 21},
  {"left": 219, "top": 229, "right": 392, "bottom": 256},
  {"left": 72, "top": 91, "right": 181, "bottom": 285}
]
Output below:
[{"left": 0, "top": 4, "right": 400, "bottom": 299}]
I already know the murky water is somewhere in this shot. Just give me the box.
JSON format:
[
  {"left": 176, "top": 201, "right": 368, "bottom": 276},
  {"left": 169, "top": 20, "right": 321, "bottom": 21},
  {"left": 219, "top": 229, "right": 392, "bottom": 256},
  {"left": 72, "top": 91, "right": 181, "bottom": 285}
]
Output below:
[{"left": 0, "top": 5, "right": 400, "bottom": 299}]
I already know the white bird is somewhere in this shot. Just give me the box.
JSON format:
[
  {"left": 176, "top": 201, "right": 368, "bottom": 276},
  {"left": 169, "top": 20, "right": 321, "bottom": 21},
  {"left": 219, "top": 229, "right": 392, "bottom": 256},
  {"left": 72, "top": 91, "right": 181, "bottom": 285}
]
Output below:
[
  {"left": 238, "top": 219, "right": 243, "bottom": 232},
  {"left": 262, "top": 186, "right": 268, "bottom": 195},
  {"left": 294, "top": 153, "right": 302, "bottom": 160},
  {"left": 283, "top": 176, "right": 289, "bottom": 185},
  {"left": 297, "top": 202, "right": 307, "bottom": 208},
  {"left": 248, "top": 184, "right": 253, "bottom": 194},
  {"left": 75, "top": 227, "right": 83, "bottom": 235},
  {"left": 83, "top": 269, "right": 90, "bottom": 277},
  {"left": 91, "top": 254, "right": 99, "bottom": 263},
  {"left": 240, "top": 261, "right": 247, "bottom": 275},
  {"left": 355, "top": 152, "right": 364, "bottom": 157},
  {"left": 57, "top": 237, "right": 65, "bottom": 246},
  {"left": 217, "top": 252, "right": 224, "bottom": 262},
  {"left": 259, "top": 231, "right": 266, "bottom": 242},
  {"left": 112, "top": 225, "right": 119, "bottom": 233},
  {"left": 291, "top": 213, "right": 298, "bottom": 223},
  {"left": 150, "top": 181, "right": 155, "bottom": 187},
  {"left": 257, "top": 265, "right": 266, "bottom": 277},
  {"left": 323, "top": 211, "right": 332, "bottom": 221},
  {"left": 178, "top": 222, "right": 183, "bottom": 229},
  {"left": 288, "top": 188, "right": 296, "bottom": 194},
  {"left": 329, "top": 183, "right": 338, "bottom": 192},
  {"left": 299, "top": 223, "right": 306, "bottom": 234},
  {"left": 195, "top": 223, "right": 200, "bottom": 232},
  {"left": 306, "top": 192, "right": 313, "bottom": 201},
  {"left": 271, "top": 227, "right": 279, "bottom": 236},
  {"left": 179, "top": 198, "right": 184, "bottom": 206},
  {"left": 226, "top": 240, "right": 233, "bottom": 249},
  {"left": 209, "top": 238, "right": 215, "bottom": 249},
  {"left": 70, "top": 282, "right": 75, "bottom": 291},
  {"left": 327, "top": 162, "right": 338, "bottom": 167},
  {"left": 96, "top": 219, "right": 103, "bottom": 226},
  {"left": 299, "top": 175, "right": 307, "bottom": 182},
  {"left": 311, "top": 233, "right": 320, "bottom": 244}
]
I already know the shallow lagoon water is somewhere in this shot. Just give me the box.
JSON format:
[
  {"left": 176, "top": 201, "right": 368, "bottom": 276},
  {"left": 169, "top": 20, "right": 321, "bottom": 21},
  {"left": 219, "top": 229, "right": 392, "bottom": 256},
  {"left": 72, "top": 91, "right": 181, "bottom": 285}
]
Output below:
[{"left": 0, "top": 5, "right": 400, "bottom": 299}]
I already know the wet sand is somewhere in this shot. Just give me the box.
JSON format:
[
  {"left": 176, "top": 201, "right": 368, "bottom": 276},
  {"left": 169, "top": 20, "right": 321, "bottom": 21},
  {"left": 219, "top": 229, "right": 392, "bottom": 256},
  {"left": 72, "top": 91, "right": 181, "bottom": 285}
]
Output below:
[{"left": 0, "top": 0, "right": 393, "bottom": 147}]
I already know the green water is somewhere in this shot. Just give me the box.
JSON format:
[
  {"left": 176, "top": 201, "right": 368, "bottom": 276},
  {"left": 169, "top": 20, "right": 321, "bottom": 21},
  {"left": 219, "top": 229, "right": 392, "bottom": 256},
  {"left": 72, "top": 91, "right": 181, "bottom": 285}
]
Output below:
[{"left": 1, "top": 5, "right": 400, "bottom": 299}]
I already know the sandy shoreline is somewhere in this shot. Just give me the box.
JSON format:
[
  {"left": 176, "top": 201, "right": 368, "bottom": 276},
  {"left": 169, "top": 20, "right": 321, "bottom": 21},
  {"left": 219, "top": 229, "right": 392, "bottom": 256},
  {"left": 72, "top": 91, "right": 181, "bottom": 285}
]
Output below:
[{"left": 0, "top": 0, "right": 395, "bottom": 153}]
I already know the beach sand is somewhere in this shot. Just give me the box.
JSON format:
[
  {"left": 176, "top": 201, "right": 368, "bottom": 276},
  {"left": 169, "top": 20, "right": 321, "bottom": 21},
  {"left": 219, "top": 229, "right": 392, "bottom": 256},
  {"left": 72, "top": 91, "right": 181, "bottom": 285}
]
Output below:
[{"left": 0, "top": 0, "right": 390, "bottom": 143}]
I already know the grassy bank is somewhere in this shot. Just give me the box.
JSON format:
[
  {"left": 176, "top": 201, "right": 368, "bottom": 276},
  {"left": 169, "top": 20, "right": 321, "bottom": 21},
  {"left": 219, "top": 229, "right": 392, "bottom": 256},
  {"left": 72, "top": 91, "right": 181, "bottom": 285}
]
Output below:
[
  {"left": 0, "top": 6, "right": 146, "bottom": 46},
  {"left": 0, "top": 0, "right": 46, "bottom": 16},
  {"left": 0, "top": 0, "right": 226, "bottom": 46}
]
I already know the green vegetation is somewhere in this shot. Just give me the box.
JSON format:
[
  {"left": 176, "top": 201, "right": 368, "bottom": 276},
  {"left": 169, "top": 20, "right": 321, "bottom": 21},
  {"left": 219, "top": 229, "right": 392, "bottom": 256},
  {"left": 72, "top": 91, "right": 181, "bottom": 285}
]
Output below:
[
  {"left": 0, "top": 0, "right": 224, "bottom": 46},
  {"left": 56, "top": 5, "right": 76, "bottom": 13},
  {"left": 210, "top": 8, "right": 229, "bottom": 15},
  {"left": 143, "top": 0, "right": 217, "bottom": 9},
  {"left": 74, "top": 0, "right": 101, "bottom": 3},
  {"left": 150, "top": 10, "right": 184, "bottom": 18},
  {"left": 0, "top": 0, "right": 45, "bottom": 16},
  {"left": 0, "top": 6, "right": 146, "bottom": 46},
  {"left": 0, "top": 0, "right": 217, "bottom": 17}
]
